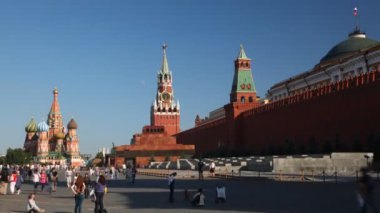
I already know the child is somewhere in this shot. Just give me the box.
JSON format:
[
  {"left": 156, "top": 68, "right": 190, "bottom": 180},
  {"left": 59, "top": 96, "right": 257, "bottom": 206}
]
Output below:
[{"left": 27, "top": 193, "right": 45, "bottom": 212}]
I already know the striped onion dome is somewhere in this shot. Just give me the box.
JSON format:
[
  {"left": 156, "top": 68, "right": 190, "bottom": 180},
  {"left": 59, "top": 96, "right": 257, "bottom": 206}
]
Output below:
[
  {"left": 37, "top": 121, "right": 49, "bottom": 132},
  {"left": 25, "top": 118, "right": 38, "bottom": 132}
]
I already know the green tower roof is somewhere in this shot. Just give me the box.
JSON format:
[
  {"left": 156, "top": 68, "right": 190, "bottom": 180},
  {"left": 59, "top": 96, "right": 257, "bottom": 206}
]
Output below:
[{"left": 237, "top": 44, "right": 249, "bottom": 59}]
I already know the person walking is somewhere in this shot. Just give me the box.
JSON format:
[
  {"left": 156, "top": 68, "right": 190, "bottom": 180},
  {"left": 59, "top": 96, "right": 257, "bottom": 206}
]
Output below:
[
  {"left": 131, "top": 166, "right": 137, "bottom": 184},
  {"left": 168, "top": 172, "right": 177, "bottom": 203},
  {"left": 32, "top": 169, "right": 40, "bottom": 192},
  {"left": 9, "top": 170, "right": 17, "bottom": 194},
  {"left": 39, "top": 170, "right": 47, "bottom": 192},
  {"left": 15, "top": 170, "right": 23, "bottom": 195},
  {"left": 94, "top": 175, "right": 106, "bottom": 213},
  {"left": 198, "top": 160, "right": 204, "bottom": 180},
  {"left": 66, "top": 168, "right": 73, "bottom": 187},
  {"left": 51, "top": 168, "right": 58, "bottom": 192},
  {"left": 27, "top": 193, "right": 45, "bottom": 212},
  {"left": 71, "top": 175, "right": 86, "bottom": 213},
  {"left": 84, "top": 173, "right": 91, "bottom": 199},
  {"left": 210, "top": 161, "right": 216, "bottom": 177},
  {"left": 358, "top": 168, "right": 378, "bottom": 213}
]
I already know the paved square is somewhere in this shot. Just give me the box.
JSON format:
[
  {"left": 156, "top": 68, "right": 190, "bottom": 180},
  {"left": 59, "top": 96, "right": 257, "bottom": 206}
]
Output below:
[{"left": 0, "top": 171, "right": 379, "bottom": 213}]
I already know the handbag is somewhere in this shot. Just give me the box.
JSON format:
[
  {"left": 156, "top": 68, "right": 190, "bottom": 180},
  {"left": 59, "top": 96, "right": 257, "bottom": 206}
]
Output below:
[{"left": 89, "top": 189, "right": 96, "bottom": 202}]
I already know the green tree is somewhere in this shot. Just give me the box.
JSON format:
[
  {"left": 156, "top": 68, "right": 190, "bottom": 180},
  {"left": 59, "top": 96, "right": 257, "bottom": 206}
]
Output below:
[{"left": 5, "top": 148, "right": 32, "bottom": 165}]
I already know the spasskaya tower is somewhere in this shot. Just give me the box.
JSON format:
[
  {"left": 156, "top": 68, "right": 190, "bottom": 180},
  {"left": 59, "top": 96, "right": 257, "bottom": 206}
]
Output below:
[{"left": 150, "top": 44, "right": 180, "bottom": 135}]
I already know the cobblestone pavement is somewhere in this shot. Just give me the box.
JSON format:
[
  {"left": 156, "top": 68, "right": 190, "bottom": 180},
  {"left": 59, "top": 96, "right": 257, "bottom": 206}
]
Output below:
[{"left": 0, "top": 170, "right": 379, "bottom": 213}]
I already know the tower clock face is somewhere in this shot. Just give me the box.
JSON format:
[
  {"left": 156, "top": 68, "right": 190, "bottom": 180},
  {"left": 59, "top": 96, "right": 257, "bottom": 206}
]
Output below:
[{"left": 162, "top": 92, "right": 170, "bottom": 101}]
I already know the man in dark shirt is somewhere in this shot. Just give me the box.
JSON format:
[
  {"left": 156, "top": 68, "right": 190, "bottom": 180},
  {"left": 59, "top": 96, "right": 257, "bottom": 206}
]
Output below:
[
  {"left": 198, "top": 160, "right": 204, "bottom": 180},
  {"left": 0, "top": 166, "right": 9, "bottom": 195}
]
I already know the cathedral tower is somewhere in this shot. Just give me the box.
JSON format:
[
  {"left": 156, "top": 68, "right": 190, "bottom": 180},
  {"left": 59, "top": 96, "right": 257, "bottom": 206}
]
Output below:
[
  {"left": 37, "top": 121, "right": 49, "bottom": 157},
  {"left": 48, "top": 87, "right": 64, "bottom": 137},
  {"left": 150, "top": 44, "right": 180, "bottom": 136},
  {"left": 65, "top": 118, "right": 79, "bottom": 155}
]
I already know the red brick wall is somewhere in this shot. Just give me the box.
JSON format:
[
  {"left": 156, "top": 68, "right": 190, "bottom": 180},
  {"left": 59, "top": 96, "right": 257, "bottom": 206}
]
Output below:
[{"left": 177, "top": 71, "right": 380, "bottom": 156}]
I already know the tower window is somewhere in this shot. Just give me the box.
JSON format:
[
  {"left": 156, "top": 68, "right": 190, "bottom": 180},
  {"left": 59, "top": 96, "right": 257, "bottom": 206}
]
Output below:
[
  {"left": 249, "top": 96, "right": 253, "bottom": 102},
  {"left": 241, "top": 96, "right": 245, "bottom": 103}
]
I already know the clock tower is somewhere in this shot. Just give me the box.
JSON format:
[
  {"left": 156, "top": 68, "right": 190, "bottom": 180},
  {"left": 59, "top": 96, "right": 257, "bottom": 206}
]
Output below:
[{"left": 151, "top": 44, "right": 180, "bottom": 136}]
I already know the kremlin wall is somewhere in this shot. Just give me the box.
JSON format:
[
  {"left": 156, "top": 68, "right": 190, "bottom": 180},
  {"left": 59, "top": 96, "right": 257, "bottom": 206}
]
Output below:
[
  {"left": 177, "top": 29, "right": 380, "bottom": 160},
  {"left": 112, "top": 29, "right": 380, "bottom": 167}
]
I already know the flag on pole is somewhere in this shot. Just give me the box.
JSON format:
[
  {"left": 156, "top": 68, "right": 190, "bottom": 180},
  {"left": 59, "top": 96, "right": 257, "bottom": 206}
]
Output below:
[{"left": 354, "top": 7, "right": 358, "bottom": 16}]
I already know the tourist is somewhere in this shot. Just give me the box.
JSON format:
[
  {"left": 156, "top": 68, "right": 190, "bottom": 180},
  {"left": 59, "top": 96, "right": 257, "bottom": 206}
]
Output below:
[
  {"left": 9, "top": 170, "right": 17, "bottom": 194},
  {"left": 15, "top": 170, "right": 23, "bottom": 195},
  {"left": 210, "top": 161, "right": 216, "bottom": 177},
  {"left": 66, "top": 168, "right": 73, "bottom": 187},
  {"left": 358, "top": 168, "right": 378, "bottom": 213},
  {"left": 71, "top": 175, "right": 86, "bottom": 213},
  {"left": 32, "top": 169, "right": 40, "bottom": 191},
  {"left": 27, "top": 193, "right": 45, "bottom": 212},
  {"left": 84, "top": 173, "right": 91, "bottom": 199},
  {"left": 74, "top": 173, "right": 79, "bottom": 184},
  {"left": 0, "top": 165, "right": 9, "bottom": 195},
  {"left": 215, "top": 184, "right": 226, "bottom": 203},
  {"left": 198, "top": 159, "right": 204, "bottom": 180},
  {"left": 168, "top": 172, "right": 177, "bottom": 203},
  {"left": 126, "top": 166, "right": 132, "bottom": 183},
  {"left": 39, "top": 170, "right": 47, "bottom": 192},
  {"left": 94, "top": 175, "right": 107, "bottom": 213},
  {"left": 51, "top": 168, "right": 58, "bottom": 192},
  {"left": 191, "top": 188, "right": 205, "bottom": 207},
  {"left": 131, "top": 166, "right": 137, "bottom": 184}
]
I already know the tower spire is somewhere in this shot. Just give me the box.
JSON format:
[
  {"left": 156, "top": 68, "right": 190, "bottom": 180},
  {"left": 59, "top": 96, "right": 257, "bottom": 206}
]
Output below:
[
  {"left": 48, "top": 87, "right": 64, "bottom": 135},
  {"left": 160, "top": 43, "right": 170, "bottom": 73},
  {"left": 237, "top": 44, "right": 248, "bottom": 59},
  {"left": 50, "top": 87, "right": 61, "bottom": 114}
]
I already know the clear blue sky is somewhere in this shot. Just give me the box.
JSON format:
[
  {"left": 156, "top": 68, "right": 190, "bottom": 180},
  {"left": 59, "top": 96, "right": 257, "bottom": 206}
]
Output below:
[{"left": 1, "top": 0, "right": 379, "bottom": 156}]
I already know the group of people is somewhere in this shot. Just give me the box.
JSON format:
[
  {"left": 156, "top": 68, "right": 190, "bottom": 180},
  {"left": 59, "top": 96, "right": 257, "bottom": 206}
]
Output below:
[
  {"left": 197, "top": 159, "right": 216, "bottom": 180},
  {"left": 167, "top": 172, "right": 227, "bottom": 207}
]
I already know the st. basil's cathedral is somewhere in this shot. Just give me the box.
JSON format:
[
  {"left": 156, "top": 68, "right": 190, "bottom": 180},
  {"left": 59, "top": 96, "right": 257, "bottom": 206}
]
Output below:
[{"left": 23, "top": 88, "right": 83, "bottom": 167}]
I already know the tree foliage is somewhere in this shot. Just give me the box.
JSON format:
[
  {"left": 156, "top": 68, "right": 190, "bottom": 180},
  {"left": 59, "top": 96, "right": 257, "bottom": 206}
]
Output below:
[{"left": 5, "top": 148, "right": 32, "bottom": 165}]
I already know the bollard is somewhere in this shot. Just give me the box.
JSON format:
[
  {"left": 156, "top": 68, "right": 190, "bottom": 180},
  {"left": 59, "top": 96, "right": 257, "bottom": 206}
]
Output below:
[
  {"left": 311, "top": 170, "right": 314, "bottom": 182},
  {"left": 334, "top": 171, "right": 338, "bottom": 184},
  {"left": 322, "top": 170, "right": 325, "bottom": 183},
  {"left": 231, "top": 170, "right": 234, "bottom": 177},
  {"left": 301, "top": 169, "right": 304, "bottom": 182}
]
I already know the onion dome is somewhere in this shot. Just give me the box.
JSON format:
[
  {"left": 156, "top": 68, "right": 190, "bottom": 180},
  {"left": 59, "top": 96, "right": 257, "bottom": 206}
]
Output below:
[
  {"left": 37, "top": 121, "right": 49, "bottom": 132},
  {"left": 25, "top": 118, "right": 38, "bottom": 133},
  {"left": 54, "top": 132, "right": 65, "bottom": 139},
  {"left": 67, "top": 118, "right": 78, "bottom": 129},
  {"left": 320, "top": 28, "right": 380, "bottom": 63}
]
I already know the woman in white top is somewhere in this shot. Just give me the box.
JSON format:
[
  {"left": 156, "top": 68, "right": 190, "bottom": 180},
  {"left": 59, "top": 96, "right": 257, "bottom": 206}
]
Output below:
[
  {"left": 32, "top": 170, "right": 40, "bottom": 190},
  {"left": 27, "top": 193, "right": 45, "bottom": 212}
]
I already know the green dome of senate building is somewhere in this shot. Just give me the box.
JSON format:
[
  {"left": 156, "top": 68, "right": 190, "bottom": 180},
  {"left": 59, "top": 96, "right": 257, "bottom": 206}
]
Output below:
[{"left": 320, "top": 29, "right": 380, "bottom": 63}]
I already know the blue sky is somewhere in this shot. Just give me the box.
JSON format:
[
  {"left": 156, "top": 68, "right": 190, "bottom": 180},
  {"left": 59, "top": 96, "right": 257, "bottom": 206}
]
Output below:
[{"left": 0, "top": 0, "right": 379, "bottom": 156}]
